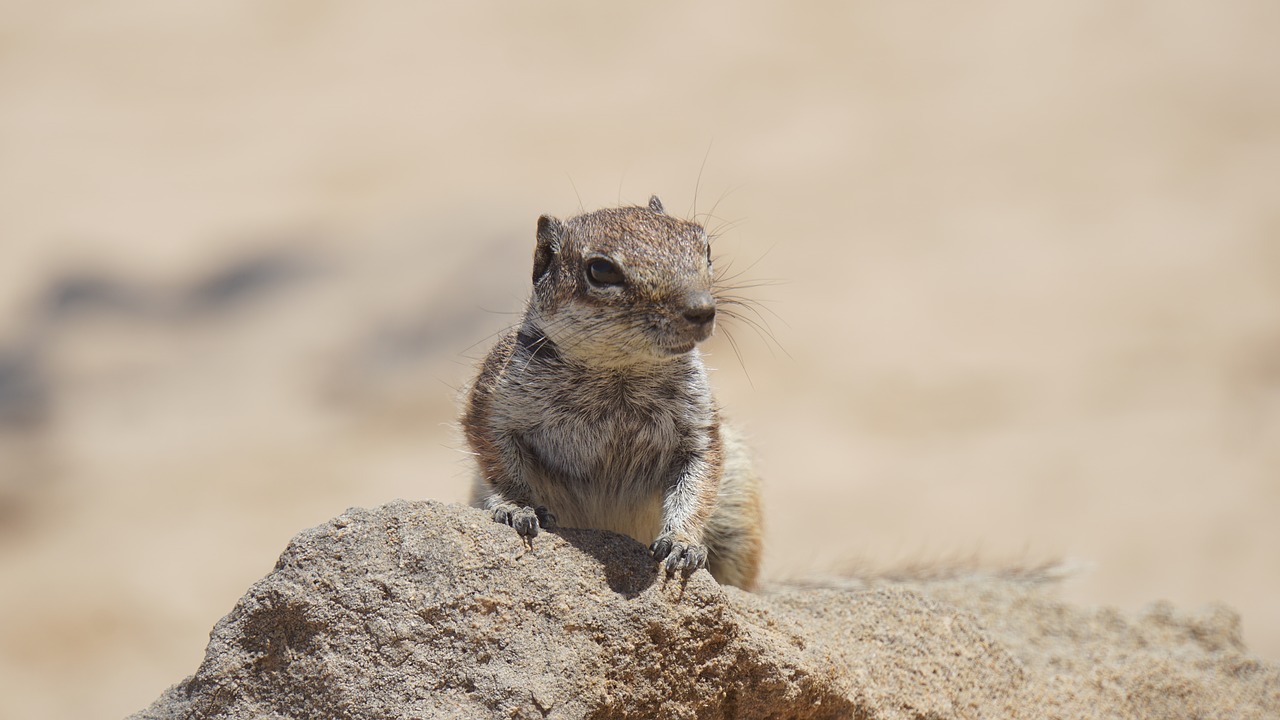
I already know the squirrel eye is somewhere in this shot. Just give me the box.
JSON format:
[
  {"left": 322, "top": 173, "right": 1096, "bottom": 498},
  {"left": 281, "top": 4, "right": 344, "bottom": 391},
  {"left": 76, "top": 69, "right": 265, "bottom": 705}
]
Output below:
[{"left": 586, "top": 258, "right": 624, "bottom": 286}]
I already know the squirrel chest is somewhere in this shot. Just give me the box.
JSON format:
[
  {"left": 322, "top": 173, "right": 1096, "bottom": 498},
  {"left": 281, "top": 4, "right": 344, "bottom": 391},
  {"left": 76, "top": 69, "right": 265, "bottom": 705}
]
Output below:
[{"left": 485, "top": 351, "right": 716, "bottom": 542}]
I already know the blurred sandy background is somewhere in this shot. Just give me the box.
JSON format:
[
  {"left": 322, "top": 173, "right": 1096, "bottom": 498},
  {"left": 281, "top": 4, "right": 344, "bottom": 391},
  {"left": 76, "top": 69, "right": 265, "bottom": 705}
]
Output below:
[{"left": 1, "top": 2, "right": 1277, "bottom": 717}]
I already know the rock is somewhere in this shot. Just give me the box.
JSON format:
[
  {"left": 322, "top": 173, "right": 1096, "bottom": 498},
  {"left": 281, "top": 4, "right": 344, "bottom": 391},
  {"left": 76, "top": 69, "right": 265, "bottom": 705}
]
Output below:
[{"left": 131, "top": 500, "right": 1279, "bottom": 720}]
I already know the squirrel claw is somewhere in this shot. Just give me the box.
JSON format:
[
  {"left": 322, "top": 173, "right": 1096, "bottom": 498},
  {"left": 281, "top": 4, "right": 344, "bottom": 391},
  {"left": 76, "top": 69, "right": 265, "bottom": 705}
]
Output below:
[
  {"left": 492, "top": 504, "right": 542, "bottom": 538},
  {"left": 534, "top": 506, "right": 557, "bottom": 531},
  {"left": 650, "top": 536, "right": 708, "bottom": 573}
]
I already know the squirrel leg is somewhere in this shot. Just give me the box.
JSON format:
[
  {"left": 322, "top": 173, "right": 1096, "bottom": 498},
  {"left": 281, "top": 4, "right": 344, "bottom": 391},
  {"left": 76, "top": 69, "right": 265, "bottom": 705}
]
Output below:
[{"left": 650, "top": 456, "right": 718, "bottom": 575}]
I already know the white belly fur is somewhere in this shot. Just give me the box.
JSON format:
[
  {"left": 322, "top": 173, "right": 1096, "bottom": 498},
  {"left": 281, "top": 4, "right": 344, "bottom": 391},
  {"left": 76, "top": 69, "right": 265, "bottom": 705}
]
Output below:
[{"left": 538, "top": 484, "right": 666, "bottom": 545}]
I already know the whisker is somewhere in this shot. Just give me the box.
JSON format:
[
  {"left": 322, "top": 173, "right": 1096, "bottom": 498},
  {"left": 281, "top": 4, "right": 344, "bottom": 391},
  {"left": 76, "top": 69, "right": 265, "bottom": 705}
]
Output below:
[
  {"left": 718, "top": 306, "right": 791, "bottom": 360},
  {"left": 716, "top": 277, "right": 790, "bottom": 291},
  {"left": 706, "top": 218, "right": 746, "bottom": 242},
  {"left": 718, "top": 294, "right": 790, "bottom": 329},
  {"left": 700, "top": 184, "right": 742, "bottom": 230},
  {"left": 714, "top": 244, "right": 778, "bottom": 286},
  {"left": 717, "top": 325, "right": 754, "bottom": 389},
  {"left": 459, "top": 321, "right": 521, "bottom": 360},
  {"left": 567, "top": 173, "right": 584, "bottom": 214},
  {"left": 689, "top": 141, "right": 714, "bottom": 219}
]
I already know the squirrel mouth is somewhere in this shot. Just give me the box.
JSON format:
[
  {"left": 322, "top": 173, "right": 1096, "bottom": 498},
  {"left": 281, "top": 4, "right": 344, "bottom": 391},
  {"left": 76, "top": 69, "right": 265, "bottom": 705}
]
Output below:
[{"left": 662, "top": 341, "right": 697, "bottom": 355}]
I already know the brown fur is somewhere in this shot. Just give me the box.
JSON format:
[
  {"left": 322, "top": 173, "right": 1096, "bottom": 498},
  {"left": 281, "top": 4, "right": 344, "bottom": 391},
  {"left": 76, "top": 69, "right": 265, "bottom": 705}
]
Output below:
[{"left": 462, "top": 197, "right": 762, "bottom": 590}]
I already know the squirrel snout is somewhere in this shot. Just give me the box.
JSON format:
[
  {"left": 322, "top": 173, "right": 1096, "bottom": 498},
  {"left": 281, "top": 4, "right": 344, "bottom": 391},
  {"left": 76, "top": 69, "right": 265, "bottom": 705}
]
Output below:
[{"left": 682, "top": 293, "right": 717, "bottom": 326}]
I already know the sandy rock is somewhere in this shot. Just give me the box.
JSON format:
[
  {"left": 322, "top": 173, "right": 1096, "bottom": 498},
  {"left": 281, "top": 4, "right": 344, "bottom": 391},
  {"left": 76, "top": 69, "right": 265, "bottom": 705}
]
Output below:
[{"left": 131, "top": 500, "right": 1278, "bottom": 719}]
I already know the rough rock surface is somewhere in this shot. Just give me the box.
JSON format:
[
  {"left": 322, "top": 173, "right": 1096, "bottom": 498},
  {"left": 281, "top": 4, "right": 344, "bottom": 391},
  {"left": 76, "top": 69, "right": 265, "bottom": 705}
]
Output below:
[{"left": 132, "top": 500, "right": 1279, "bottom": 719}]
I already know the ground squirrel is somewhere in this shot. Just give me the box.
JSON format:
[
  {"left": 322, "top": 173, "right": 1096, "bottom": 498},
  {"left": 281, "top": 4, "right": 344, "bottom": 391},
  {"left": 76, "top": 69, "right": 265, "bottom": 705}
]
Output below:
[{"left": 462, "top": 196, "right": 763, "bottom": 590}]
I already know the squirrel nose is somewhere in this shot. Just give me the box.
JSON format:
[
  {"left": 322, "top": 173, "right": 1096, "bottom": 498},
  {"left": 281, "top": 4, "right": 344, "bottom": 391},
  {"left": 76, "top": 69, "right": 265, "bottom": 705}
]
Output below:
[{"left": 682, "top": 294, "right": 717, "bottom": 326}]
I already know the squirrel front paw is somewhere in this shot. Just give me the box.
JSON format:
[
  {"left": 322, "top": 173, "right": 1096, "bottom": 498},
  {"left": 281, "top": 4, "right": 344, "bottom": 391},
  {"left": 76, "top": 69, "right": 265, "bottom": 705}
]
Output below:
[
  {"left": 491, "top": 504, "right": 556, "bottom": 538},
  {"left": 649, "top": 534, "right": 709, "bottom": 574}
]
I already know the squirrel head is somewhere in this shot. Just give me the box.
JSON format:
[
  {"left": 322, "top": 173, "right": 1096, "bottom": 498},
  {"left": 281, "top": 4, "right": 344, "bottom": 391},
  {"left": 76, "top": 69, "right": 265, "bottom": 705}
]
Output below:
[{"left": 528, "top": 196, "right": 716, "bottom": 368}]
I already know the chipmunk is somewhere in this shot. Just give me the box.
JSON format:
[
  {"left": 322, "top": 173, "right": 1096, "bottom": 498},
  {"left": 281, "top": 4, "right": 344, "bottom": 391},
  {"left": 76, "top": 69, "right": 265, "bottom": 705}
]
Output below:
[{"left": 462, "top": 196, "right": 762, "bottom": 590}]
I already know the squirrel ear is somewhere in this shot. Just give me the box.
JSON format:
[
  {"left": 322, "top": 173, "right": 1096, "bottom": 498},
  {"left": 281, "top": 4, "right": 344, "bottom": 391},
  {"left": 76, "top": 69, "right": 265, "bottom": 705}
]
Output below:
[
  {"left": 648, "top": 195, "right": 665, "bottom": 214},
  {"left": 533, "top": 215, "right": 564, "bottom": 284}
]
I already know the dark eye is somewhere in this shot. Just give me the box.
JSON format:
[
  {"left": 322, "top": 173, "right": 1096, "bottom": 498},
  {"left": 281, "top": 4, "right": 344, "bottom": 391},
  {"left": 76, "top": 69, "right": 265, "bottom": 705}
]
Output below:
[
  {"left": 706, "top": 244, "right": 713, "bottom": 265},
  {"left": 586, "top": 258, "right": 624, "bottom": 286}
]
